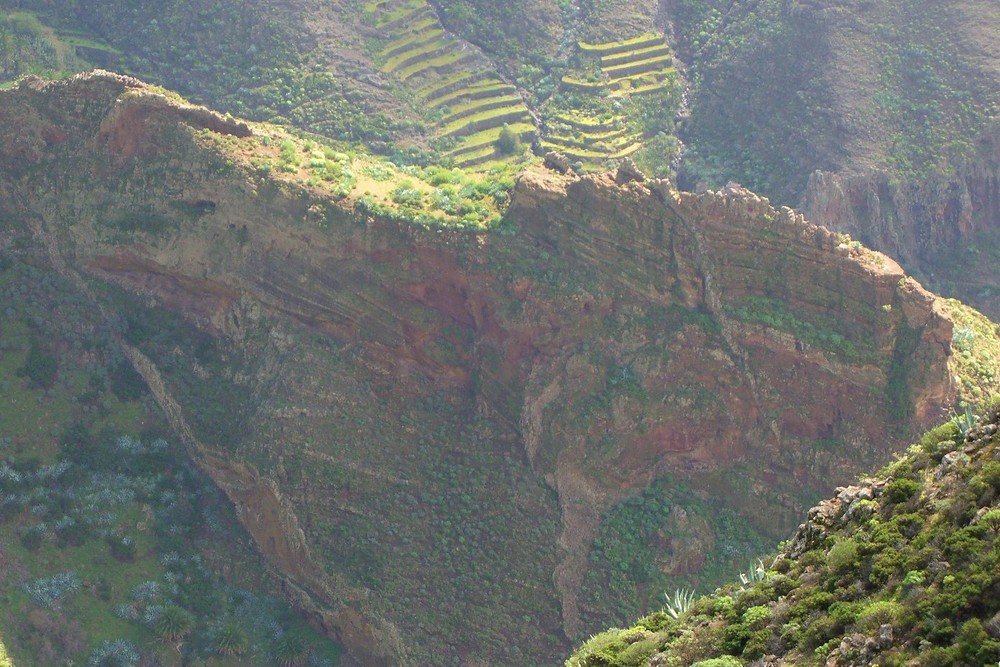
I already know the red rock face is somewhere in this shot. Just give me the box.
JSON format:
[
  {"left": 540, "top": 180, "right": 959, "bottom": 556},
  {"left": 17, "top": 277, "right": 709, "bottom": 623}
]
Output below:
[{"left": 0, "top": 74, "right": 994, "bottom": 666}]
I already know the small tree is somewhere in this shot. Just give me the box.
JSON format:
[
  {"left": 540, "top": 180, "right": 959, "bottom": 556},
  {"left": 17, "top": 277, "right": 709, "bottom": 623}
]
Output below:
[{"left": 496, "top": 124, "right": 522, "bottom": 156}]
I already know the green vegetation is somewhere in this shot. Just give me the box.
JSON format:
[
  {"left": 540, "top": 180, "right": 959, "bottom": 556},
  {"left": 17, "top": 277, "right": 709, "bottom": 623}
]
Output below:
[
  {"left": 871, "top": 4, "right": 1000, "bottom": 182},
  {"left": 540, "top": 35, "right": 681, "bottom": 173},
  {"left": 578, "top": 476, "right": 772, "bottom": 636},
  {"left": 677, "top": 0, "right": 1000, "bottom": 201},
  {"left": 0, "top": 256, "right": 341, "bottom": 665},
  {"left": 941, "top": 299, "right": 1000, "bottom": 406},
  {"left": 299, "top": 385, "right": 566, "bottom": 665},
  {"left": 676, "top": 0, "right": 835, "bottom": 199},
  {"left": 196, "top": 124, "right": 516, "bottom": 228},
  {"left": 7, "top": 0, "right": 404, "bottom": 144},
  {"left": 0, "top": 10, "right": 119, "bottom": 83},
  {"left": 431, "top": 0, "right": 562, "bottom": 70},
  {"left": 724, "top": 295, "right": 877, "bottom": 365},
  {"left": 0, "top": 429, "right": 342, "bottom": 665},
  {"left": 567, "top": 406, "right": 1000, "bottom": 666},
  {"left": 368, "top": 0, "right": 536, "bottom": 169}
]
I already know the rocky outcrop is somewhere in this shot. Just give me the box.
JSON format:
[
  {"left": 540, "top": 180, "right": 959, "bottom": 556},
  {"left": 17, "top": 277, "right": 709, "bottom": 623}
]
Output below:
[
  {"left": 1, "top": 73, "right": 997, "bottom": 666},
  {"left": 800, "top": 123, "right": 1000, "bottom": 318}
]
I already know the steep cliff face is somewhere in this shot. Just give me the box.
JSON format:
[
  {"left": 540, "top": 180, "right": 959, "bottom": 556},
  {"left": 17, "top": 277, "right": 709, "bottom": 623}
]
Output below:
[
  {"left": 800, "top": 123, "right": 1000, "bottom": 319},
  {"left": 667, "top": 0, "right": 1000, "bottom": 320},
  {"left": 1, "top": 73, "right": 997, "bottom": 666}
]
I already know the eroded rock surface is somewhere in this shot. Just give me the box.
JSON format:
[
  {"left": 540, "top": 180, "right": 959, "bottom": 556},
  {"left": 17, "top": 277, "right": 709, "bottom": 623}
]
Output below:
[{"left": 1, "top": 73, "right": 997, "bottom": 666}]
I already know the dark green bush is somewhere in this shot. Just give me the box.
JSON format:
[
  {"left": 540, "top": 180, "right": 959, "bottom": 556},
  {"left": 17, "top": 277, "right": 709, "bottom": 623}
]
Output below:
[
  {"left": 979, "top": 462, "right": 1000, "bottom": 493},
  {"left": 827, "top": 539, "right": 860, "bottom": 572},
  {"left": 956, "top": 618, "right": 1000, "bottom": 664},
  {"left": 16, "top": 338, "right": 58, "bottom": 389},
  {"left": 883, "top": 478, "right": 921, "bottom": 504}
]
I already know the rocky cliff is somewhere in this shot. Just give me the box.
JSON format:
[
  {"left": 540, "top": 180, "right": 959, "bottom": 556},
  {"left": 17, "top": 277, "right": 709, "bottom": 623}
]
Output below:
[
  {"left": 1, "top": 72, "right": 998, "bottom": 666},
  {"left": 800, "top": 122, "right": 1000, "bottom": 320},
  {"left": 668, "top": 0, "right": 1000, "bottom": 322}
]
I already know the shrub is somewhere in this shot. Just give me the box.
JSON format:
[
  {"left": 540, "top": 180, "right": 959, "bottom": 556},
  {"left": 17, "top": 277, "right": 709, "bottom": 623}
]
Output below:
[
  {"left": 917, "top": 421, "right": 960, "bottom": 455},
  {"left": 742, "top": 628, "right": 771, "bottom": 660},
  {"left": 16, "top": 339, "right": 57, "bottom": 389},
  {"left": 856, "top": 600, "right": 903, "bottom": 632},
  {"left": 496, "top": 124, "right": 522, "bottom": 155},
  {"left": 214, "top": 621, "right": 249, "bottom": 656},
  {"left": 827, "top": 539, "right": 860, "bottom": 572},
  {"left": 273, "top": 633, "right": 308, "bottom": 667},
  {"left": 20, "top": 521, "right": 47, "bottom": 551},
  {"left": 956, "top": 618, "right": 1000, "bottom": 664},
  {"left": 108, "top": 534, "right": 137, "bottom": 561},
  {"left": 155, "top": 605, "right": 194, "bottom": 641},
  {"left": 883, "top": 478, "right": 921, "bottom": 504},
  {"left": 742, "top": 605, "right": 770, "bottom": 630},
  {"left": 691, "top": 658, "right": 742, "bottom": 667},
  {"left": 21, "top": 571, "right": 81, "bottom": 608},
  {"left": 87, "top": 639, "right": 140, "bottom": 667},
  {"left": 979, "top": 462, "right": 1000, "bottom": 493},
  {"left": 616, "top": 638, "right": 660, "bottom": 666},
  {"left": 390, "top": 182, "right": 423, "bottom": 207}
]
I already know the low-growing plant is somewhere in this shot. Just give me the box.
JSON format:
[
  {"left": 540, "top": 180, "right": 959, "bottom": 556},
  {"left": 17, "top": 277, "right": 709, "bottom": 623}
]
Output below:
[
  {"left": 214, "top": 620, "right": 249, "bottom": 656},
  {"left": 739, "top": 558, "right": 768, "bottom": 586},
  {"left": 87, "top": 639, "right": 140, "bottom": 667},
  {"left": 21, "top": 571, "right": 81, "bottom": 608},
  {"left": 952, "top": 403, "right": 979, "bottom": 438},
  {"left": 827, "top": 538, "right": 860, "bottom": 572},
  {"left": 664, "top": 588, "right": 696, "bottom": 619},
  {"left": 883, "top": 478, "right": 921, "bottom": 504}
]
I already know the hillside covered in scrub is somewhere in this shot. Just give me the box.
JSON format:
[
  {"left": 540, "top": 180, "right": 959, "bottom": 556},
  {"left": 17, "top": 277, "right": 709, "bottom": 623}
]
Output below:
[
  {"left": 567, "top": 407, "right": 1000, "bottom": 667},
  {"left": 1, "top": 71, "right": 999, "bottom": 665},
  {"left": 0, "top": 1, "right": 999, "bottom": 665}
]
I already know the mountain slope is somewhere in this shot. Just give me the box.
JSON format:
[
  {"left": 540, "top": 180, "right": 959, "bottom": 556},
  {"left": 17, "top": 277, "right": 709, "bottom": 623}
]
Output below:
[
  {"left": 566, "top": 406, "right": 1000, "bottom": 666},
  {"left": 1, "top": 72, "right": 999, "bottom": 666},
  {"left": 668, "top": 0, "right": 1000, "bottom": 323},
  {"left": 675, "top": 0, "right": 1000, "bottom": 201}
]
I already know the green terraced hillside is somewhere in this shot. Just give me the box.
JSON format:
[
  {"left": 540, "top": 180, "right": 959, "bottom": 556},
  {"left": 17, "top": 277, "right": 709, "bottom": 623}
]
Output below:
[
  {"left": 540, "top": 34, "right": 676, "bottom": 170},
  {"left": 0, "top": 10, "right": 120, "bottom": 84},
  {"left": 367, "top": 0, "right": 536, "bottom": 169}
]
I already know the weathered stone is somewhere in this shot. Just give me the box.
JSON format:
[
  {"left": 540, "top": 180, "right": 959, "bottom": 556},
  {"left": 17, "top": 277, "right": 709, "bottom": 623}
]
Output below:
[
  {"left": 543, "top": 150, "right": 573, "bottom": 174},
  {"left": 614, "top": 157, "right": 646, "bottom": 185}
]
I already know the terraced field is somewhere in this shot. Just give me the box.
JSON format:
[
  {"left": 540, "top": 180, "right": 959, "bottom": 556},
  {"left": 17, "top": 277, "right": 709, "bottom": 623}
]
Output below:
[
  {"left": 541, "top": 34, "right": 675, "bottom": 169},
  {"left": 366, "top": 0, "right": 536, "bottom": 168}
]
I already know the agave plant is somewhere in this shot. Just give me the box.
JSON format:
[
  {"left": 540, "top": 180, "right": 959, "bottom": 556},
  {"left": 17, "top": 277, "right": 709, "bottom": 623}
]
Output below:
[
  {"left": 664, "top": 587, "right": 696, "bottom": 619},
  {"left": 87, "top": 639, "right": 140, "bottom": 667},
  {"left": 952, "top": 403, "right": 979, "bottom": 438},
  {"left": 740, "top": 558, "right": 767, "bottom": 586},
  {"left": 739, "top": 558, "right": 768, "bottom": 586}
]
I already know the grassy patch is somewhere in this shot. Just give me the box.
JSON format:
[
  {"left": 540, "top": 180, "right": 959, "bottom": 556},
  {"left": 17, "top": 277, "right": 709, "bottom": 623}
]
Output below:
[{"left": 724, "top": 295, "right": 877, "bottom": 366}]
